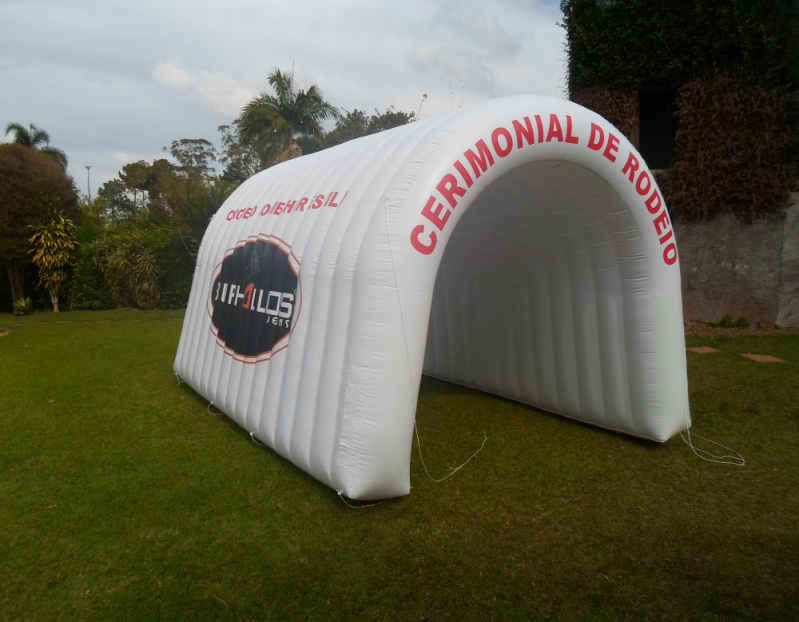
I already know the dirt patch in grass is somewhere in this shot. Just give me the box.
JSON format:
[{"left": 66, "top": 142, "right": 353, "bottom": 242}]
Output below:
[
  {"left": 741, "top": 353, "right": 787, "bottom": 363},
  {"left": 687, "top": 346, "right": 721, "bottom": 354}
]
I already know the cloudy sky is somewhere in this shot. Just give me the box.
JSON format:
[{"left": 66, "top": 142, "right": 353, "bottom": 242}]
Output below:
[{"left": 1, "top": 0, "right": 566, "bottom": 197}]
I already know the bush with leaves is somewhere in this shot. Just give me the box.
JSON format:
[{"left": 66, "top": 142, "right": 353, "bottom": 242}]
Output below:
[
  {"left": 13, "top": 296, "right": 35, "bottom": 315},
  {"left": 71, "top": 245, "right": 114, "bottom": 310},
  {"left": 71, "top": 156, "right": 236, "bottom": 310},
  {"left": 28, "top": 200, "right": 78, "bottom": 312},
  {"left": 90, "top": 225, "right": 163, "bottom": 309}
]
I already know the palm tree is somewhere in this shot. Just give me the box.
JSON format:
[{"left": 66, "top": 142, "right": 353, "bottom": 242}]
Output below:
[
  {"left": 5, "top": 122, "right": 68, "bottom": 170},
  {"left": 238, "top": 68, "right": 339, "bottom": 164}
]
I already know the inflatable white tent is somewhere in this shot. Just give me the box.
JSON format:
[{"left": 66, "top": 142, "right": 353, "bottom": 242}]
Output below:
[{"left": 174, "top": 95, "right": 690, "bottom": 500}]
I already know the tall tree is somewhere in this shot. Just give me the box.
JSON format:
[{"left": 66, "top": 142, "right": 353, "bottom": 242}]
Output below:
[
  {"left": 78, "top": 148, "right": 235, "bottom": 311},
  {"left": 218, "top": 122, "right": 273, "bottom": 182},
  {"left": 324, "top": 109, "right": 370, "bottom": 147},
  {"left": 28, "top": 201, "right": 79, "bottom": 312},
  {"left": 0, "top": 144, "right": 78, "bottom": 307},
  {"left": 5, "top": 122, "right": 69, "bottom": 170},
  {"left": 324, "top": 107, "right": 417, "bottom": 148},
  {"left": 164, "top": 138, "right": 217, "bottom": 176},
  {"left": 366, "top": 107, "right": 416, "bottom": 133},
  {"left": 238, "top": 68, "right": 339, "bottom": 163}
]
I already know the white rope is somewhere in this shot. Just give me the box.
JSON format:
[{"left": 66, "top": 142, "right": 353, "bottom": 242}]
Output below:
[
  {"left": 680, "top": 405, "right": 744, "bottom": 466},
  {"left": 250, "top": 431, "right": 265, "bottom": 446},
  {"left": 415, "top": 422, "right": 487, "bottom": 482},
  {"left": 680, "top": 427, "right": 745, "bottom": 466},
  {"left": 207, "top": 401, "right": 222, "bottom": 416},
  {"left": 175, "top": 373, "right": 184, "bottom": 387},
  {"left": 337, "top": 491, "right": 393, "bottom": 509}
]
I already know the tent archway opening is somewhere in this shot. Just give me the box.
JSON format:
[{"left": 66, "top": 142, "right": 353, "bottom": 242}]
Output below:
[{"left": 424, "top": 160, "right": 643, "bottom": 434}]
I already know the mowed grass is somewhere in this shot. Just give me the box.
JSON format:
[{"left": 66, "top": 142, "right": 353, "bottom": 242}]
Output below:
[{"left": 1, "top": 310, "right": 798, "bottom": 621}]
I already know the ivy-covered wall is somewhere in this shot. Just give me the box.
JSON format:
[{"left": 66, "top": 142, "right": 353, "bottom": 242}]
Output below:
[
  {"left": 659, "top": 69, "right": 795, "bottom": 221},
  {"left": 561, "top": 0, "right": 799, "bottom": 221},
  {"left": 562, "top": 0, "right": 799, "bottom": 93}
]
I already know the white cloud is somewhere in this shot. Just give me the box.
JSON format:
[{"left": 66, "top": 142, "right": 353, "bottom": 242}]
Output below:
[
  {"left": 411, "top": 43, "right": 498, "bottom": 96},
  {"left": 410, "top": 0, "right": 562, "bottom": 101},
  {"left": 445, "top": 13, "right": 523, "bottom": 62},
  {"left": 0, "top": 0, "right": 566, "bottom": 196},
  {"left": 152, "top": 62, "right": 257, "bottom": 117}
]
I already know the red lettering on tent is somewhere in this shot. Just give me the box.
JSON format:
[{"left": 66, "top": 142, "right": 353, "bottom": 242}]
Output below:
[
  {"left": 260, "top": 203, "right": 272, "bottom": 216},
  {"left": 411, "top": 225, "right": 436, "bottom": 255},
  {"left": 512, "top": 117, "right": 535, "bottom": 148},
  {"left": 546, "top": 114, "right": 564, "bottom": 142},
  {"left": 621, "top": 152, "right": 639, "bottom": 181},
  {"left": 453, "top": 160, "right": 473, "bottom": 188},
  {"left": 227, "top": 210, "right": 235, "bottom": 221},
  {"left": 645, "top": 190, "right": 662, "bottom": 215},
  {"left": 603, "top": 133, "right": 620, "bottom": 162},
  {"left": 588, "top": 123, "right": 604, "bottom": 150},
  {"left": 636, "top": 171, "right": 652, "bottom": 196},
  {"left": 273, "top": 202, "right": 285, "bottom": 216},
  {"left": 421, "top": 195, "right": 451, "bottom": 231},
  {"left": 491, "top": 127, "right": 513, "bottom": 157},
  {"left": 565, "top": 116, "right": 579, "bottom": 144},
  {"left": 326, "top": 192, "right": 340, "bottom": 207},
  {"left": 663, "top": 243, "right": 677, "bottom": 265},
  {"left": 311, "top": 195, "right": 324, "bottom": 209},
  {"left": 436, "top": 173, "right": 466, "bottom": 208},
  {"left": 659, "top": 228, "right": 674, "bottom": 245},
  {"left": 535, "top": 115, "right": 544, "bottom": 142},
  {"left": 285, "top": 200, "right": 297, "bottom": 213},
  {"left": 464, "top": 139, "right": 495, "bottom": 179},
  {"left": 296, "top": 197, "right": 309, "bottom": 212},
  {"left": 653, "top": 209, "right": 670, "bottom": 236}
]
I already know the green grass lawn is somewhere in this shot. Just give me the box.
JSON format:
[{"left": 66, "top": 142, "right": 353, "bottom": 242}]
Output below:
[{"left": 1, "top": 310, "right": 798, "bottom": 621}]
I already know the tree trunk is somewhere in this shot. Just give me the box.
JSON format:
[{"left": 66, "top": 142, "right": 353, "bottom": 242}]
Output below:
[
  {"left": 6, "top": 260, "right": 25, "bottom": 307},
  {"left": 279, "top": 139, "right": 302, "bottom": 163},
  {"left": 50, "top": 291, "right": 60, "bottom": 313}
]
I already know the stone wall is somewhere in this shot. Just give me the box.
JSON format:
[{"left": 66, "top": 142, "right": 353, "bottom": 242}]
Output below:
[{"left": 674, "top": 193, "right": 799, "bottom": 326}]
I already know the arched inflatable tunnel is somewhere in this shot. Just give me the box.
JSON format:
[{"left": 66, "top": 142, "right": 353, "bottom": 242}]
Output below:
[{"left": 174, "top": 96, "right": 690, "bottom": 500}]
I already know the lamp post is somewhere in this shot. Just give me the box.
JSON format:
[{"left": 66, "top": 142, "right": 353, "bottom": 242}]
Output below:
[{"left": 85, "top": 166, "right": 92, "bottom": 202}]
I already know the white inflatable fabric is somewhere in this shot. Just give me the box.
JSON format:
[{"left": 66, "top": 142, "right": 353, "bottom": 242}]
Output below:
[{"left": 174, "top": 96, "right": 690, "bottom": 500}]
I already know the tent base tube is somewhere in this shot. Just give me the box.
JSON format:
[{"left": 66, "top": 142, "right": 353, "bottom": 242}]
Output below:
[
  {"left": 419, "top": 373, "right": 688, "bottom": 444},
  {"left": 337, "top": 491, "right": 396, "bottom": 509}
]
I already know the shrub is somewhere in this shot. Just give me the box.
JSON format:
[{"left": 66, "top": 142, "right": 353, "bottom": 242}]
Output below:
[
  {"left": 70, "top": 245, "right": 114, "bottom": 310},
  {"left": 712, "top": 315, "right": 734, "bottom": 328},
  {"left": 734, "top": 316, "right": 750, "bottom": 329},
  {"left": 13, "top": 297, "right": 35, "bottom": 315}
]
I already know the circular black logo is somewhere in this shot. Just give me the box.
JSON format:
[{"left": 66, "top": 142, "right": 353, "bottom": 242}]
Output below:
[{"left": 209, "top": 237, "right": 300, "bottom": 362}]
